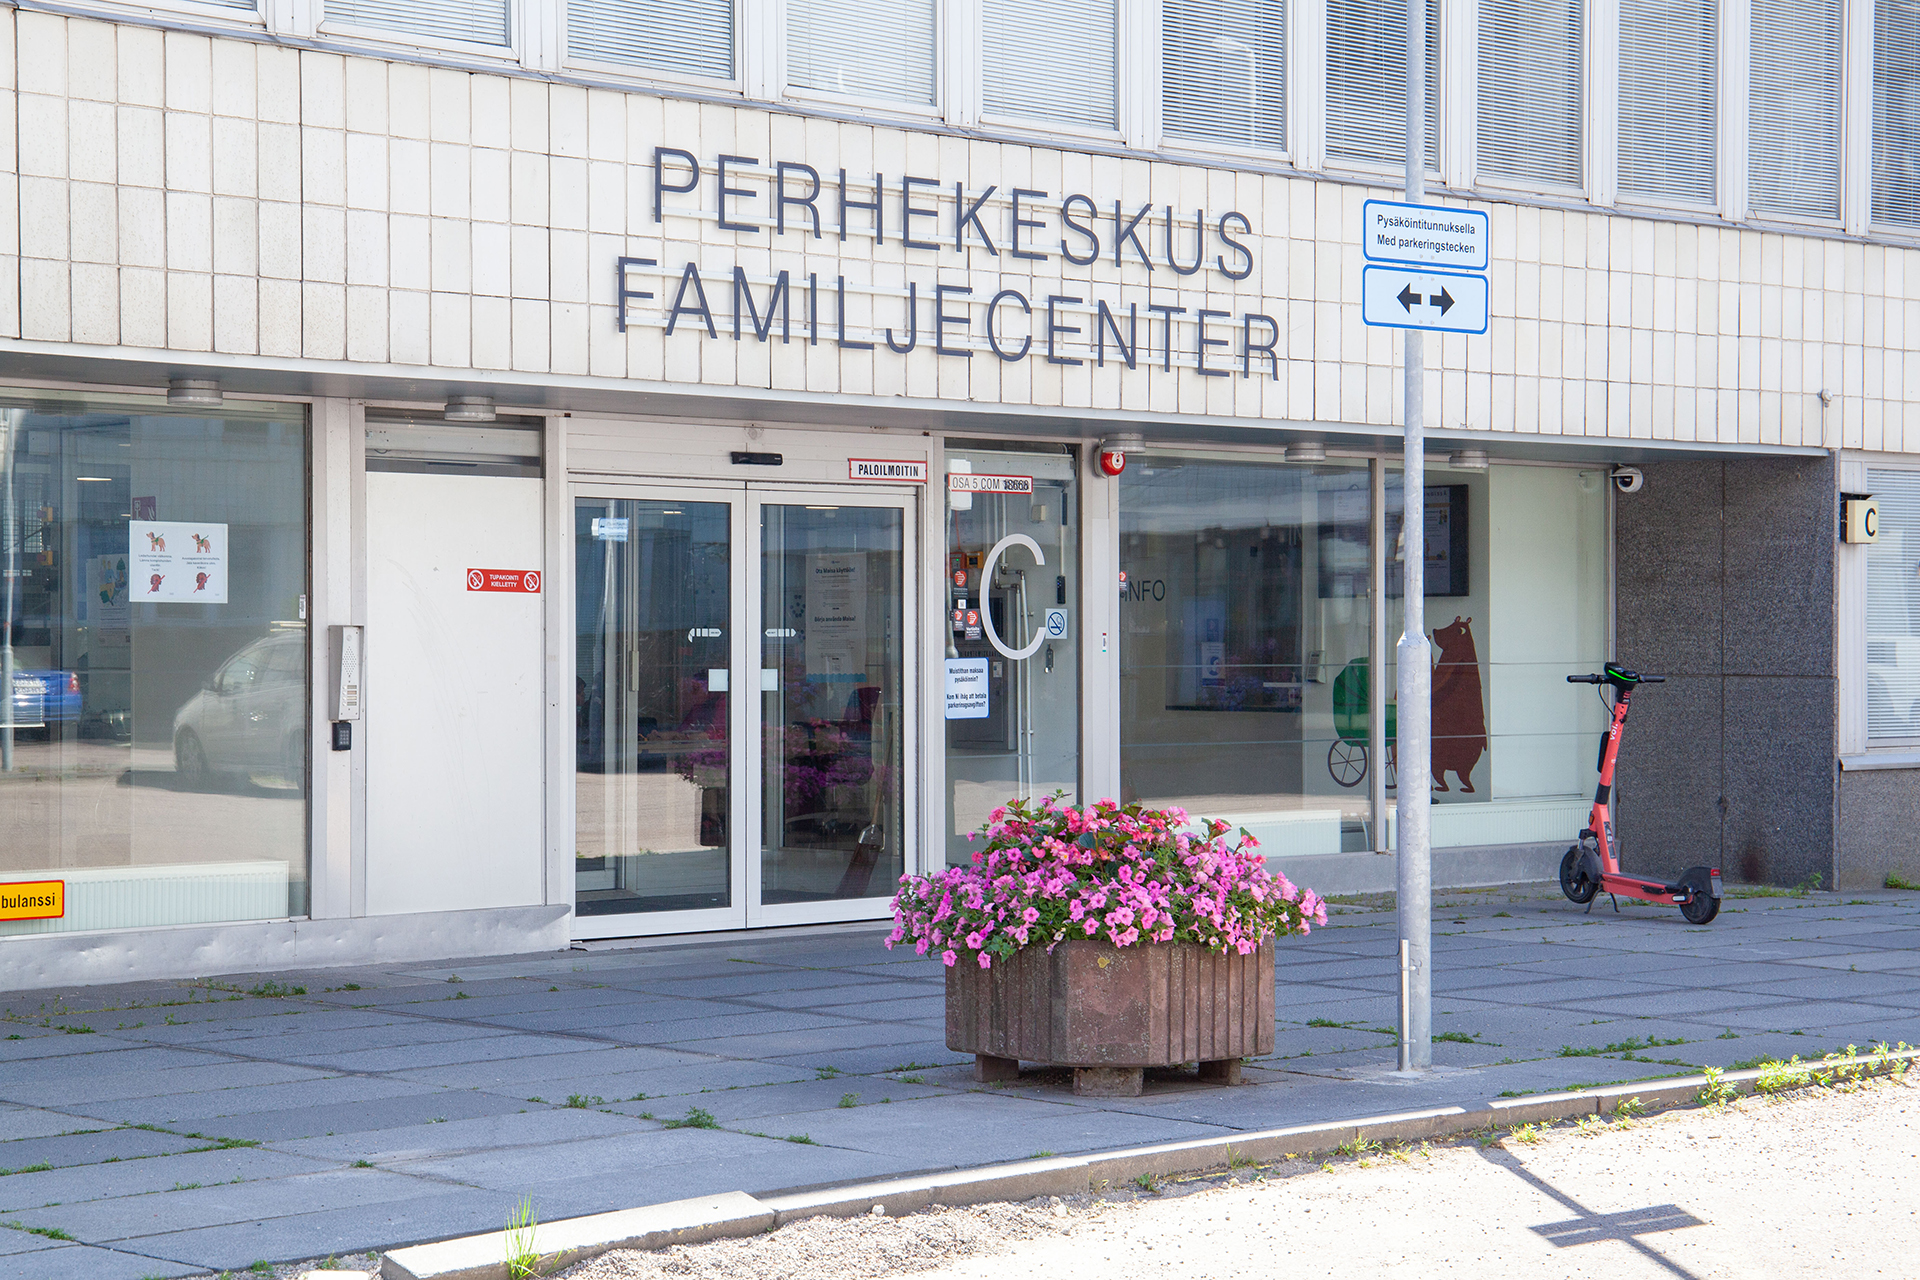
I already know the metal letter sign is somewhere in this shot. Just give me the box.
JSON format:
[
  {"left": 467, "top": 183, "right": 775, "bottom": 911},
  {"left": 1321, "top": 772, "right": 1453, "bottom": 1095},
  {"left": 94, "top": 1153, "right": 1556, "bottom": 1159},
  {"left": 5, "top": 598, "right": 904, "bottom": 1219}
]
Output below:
[
  {"left": 1361, "top": 266, "right": 1490, "bottom": 335},
  {"left": 1361, "top": 200, "right": 1488, "bottom": 270}
]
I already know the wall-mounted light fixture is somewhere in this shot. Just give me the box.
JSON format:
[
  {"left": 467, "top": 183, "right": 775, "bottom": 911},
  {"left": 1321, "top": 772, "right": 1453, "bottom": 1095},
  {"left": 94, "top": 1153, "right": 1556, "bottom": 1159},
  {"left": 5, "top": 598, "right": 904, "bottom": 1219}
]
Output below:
[
  {"left": 1285, "top": 441, "right": 1328, "bottom": 462},
  {"left": 167, "top": 379, "right": 223, "bottom": 409},
  {"left": 445, "top": 396, "right": 496, "bottom": 423},
  {"left": 1448, "top": 449, "right": 1489, "bottom": 470}
]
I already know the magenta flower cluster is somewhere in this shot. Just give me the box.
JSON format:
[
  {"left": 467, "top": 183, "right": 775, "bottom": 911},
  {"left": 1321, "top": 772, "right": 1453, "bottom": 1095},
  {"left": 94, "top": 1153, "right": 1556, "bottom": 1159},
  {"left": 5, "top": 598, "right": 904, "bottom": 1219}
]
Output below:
[{"left": 886, "top": 795, "right": 1327, "bottom": 969}]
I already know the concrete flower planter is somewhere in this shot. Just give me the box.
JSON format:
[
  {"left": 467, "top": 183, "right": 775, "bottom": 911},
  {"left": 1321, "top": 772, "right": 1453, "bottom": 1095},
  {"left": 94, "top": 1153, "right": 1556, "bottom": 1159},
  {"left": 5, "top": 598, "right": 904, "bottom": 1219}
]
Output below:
[{"left": 945, "top": 939, "right": 1275, "bottom": 1097}]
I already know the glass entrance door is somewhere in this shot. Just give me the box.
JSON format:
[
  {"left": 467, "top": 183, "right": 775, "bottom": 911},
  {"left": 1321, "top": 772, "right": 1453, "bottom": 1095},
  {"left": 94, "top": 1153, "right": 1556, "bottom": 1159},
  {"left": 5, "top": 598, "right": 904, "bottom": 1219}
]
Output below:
[
  {"left": 572, "top": 484, "right": 913, "bottom": 937},
  {"left": 574, "top": 490, "right": 745, "bottom": 933},
  {"left": 752, "top": 495, "right": 910, "bottom": 921}
]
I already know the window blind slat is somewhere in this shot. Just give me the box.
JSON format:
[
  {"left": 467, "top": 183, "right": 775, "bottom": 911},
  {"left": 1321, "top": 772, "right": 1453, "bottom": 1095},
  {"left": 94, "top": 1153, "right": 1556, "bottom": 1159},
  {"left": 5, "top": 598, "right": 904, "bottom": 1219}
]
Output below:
[
  {"left": 788, "top": 0, "right": 934, "bottom": 104},
  {"left": 326, "top": 0, "right": 509, "bottom": 46},
  {"left": 1873, "top": 0, "right": 1920, "bottom": 227},
  {"left": 1749, "top": 0, "right": 1841, "bottom": 219},
  {"left": 1162, "top": 0, "right": 1286, "bottom": 152},
  {"left": 1325, "top": 0, "right": 1440, "bottom": 168},
  {"left": 567, "top": 0, "right": 734, "bottom": 79},
  {"left": 1477, "top": 0, "right": 1582, "bottom": 187},
  {"left": 1867, "top": 470, "right": 1920, "bottom": 740},
  {"left": 983, "top": 0, "right": 1118, "bottom": 130},
  {"left": 1617, "top": 0, "right": 1718, "bottom": 206}
]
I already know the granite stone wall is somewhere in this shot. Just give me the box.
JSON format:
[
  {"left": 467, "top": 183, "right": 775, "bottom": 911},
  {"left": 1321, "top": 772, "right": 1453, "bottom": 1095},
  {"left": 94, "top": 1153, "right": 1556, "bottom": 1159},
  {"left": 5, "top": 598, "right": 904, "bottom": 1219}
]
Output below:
[{"left": 1613, "top": 455, "right": 1838, "bottom": 888}]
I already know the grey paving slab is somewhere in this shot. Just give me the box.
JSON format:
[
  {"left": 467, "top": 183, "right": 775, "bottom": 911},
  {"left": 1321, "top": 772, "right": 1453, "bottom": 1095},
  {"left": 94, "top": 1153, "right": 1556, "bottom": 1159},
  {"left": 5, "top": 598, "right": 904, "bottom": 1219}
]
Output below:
[
  {"left": 8, "top": 1167, "right": 447, "bottom": 1242},
  {"left": 1722, "top": 969, "right": 1920, "bottom": 1001},
  {"left": 463, "top": 997, "right": 734, "bottom": 1031},
  {"left": 759, "top": 1040, "right": 963, "bottom": 1075},
  {"left": 283, "top": 1030, "right": 605, "bottom": 1073},
  {"left": 1710, "top": 1000, "right": 1919, "bottom": 1031},
  {"left": 0, "top": 1126, "right": 202, "bottom": 1171},
  {"left": 197, "top": 1085, "right": 537, "bottom": 1143},
  {"left": 0, "top": 1241, "right": 204, "bottom": 1280},
  {"left": 0, "top": 1045, "right": 221, "bottom": 1081},
  {"left": 0, "top": 1148, "right": 338, "bottom": 1214},
  {"left": 606, "top": 1075, "right": 951, "bottom": 1123},
  {"left": 234, "top": 1019, "right": 526, "bottom": 1059},
  {"left": 725, "top": 981, "right": 947, "bottom": 1011},
  {"left": 0, "top": 1107, "right": 108, "bottom": 1144},
  {"left": 273, "top": 1103, "right": 646, "bottom": 1163},
  {"left": 511, "top": 1057, "right": 817, "bottom": 1102},
  {"left": 390, "top": 1043, "right": 711, "bottom": 1090},
  {"left": 112, "top": 1185, "right": 515, "bottom": 1271},
  {"left": 0, "top": 1060, "right": 333, "bottom": 1108},
  {"left": 389, "top": 1124, "right": 781, "bottom": 1190},
  {"left": 55, "top": 1073, "right": 428, "bottom": 1127},
  {"left": 667, "top": 1020, "right": 939, "bottom": 1059}
]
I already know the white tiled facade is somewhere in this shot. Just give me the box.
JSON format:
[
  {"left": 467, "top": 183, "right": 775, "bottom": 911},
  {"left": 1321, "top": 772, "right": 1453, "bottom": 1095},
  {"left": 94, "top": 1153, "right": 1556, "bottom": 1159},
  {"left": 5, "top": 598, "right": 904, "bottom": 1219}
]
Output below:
[{"left": 3, "top": 8, "right": 1914, "bottom": 450}]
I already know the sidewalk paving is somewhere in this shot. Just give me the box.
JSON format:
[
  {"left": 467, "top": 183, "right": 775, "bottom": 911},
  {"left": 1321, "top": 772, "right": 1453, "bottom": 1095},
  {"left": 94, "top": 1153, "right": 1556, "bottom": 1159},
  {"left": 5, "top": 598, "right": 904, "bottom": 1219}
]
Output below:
[{"left": 2, "top": 883, "right": 1917, "bottom": 1279}]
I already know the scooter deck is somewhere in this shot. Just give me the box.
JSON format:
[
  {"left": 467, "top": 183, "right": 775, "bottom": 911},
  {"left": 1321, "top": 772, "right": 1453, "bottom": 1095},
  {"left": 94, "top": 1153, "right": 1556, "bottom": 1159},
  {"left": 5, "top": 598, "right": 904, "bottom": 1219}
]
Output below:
[{"left": 1597, "top": 873, "right": 1689, "bottom": 904}]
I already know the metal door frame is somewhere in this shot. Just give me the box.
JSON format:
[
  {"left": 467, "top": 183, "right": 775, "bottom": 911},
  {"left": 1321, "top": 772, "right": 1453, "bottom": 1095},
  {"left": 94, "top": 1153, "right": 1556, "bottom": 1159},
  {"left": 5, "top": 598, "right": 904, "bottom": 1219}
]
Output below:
[
  {"left": 566, "top": 479, "right": 918, "bottom": 939},
  {"left": 745, "top": 485, "right": 919, "bottom": 929}
]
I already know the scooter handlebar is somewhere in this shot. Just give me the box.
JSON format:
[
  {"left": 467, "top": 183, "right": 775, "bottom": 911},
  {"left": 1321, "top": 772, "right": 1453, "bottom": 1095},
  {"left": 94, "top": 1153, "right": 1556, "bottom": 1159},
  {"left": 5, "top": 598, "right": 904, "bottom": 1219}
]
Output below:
[{"left": 1567, "top": 671, "right": 1667, "bottom": 685}]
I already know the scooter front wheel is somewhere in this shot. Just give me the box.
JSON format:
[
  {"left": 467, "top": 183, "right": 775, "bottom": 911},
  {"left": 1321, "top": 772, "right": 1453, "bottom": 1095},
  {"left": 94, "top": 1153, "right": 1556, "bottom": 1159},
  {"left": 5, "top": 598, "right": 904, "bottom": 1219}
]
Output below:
[{"left": 1559, "top": 846, "right": 1598, "bottom": 904}]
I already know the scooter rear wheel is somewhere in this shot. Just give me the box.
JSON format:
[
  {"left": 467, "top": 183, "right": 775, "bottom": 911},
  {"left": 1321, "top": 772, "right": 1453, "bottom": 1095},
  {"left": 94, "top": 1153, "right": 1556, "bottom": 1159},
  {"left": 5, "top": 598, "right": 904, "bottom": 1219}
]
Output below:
[
  {"left": 1559, "top": 846, "right": 1598, "bottom": 904},
  {"left": 1680, "top": 893, "right": 1719, "bottom": 925}
]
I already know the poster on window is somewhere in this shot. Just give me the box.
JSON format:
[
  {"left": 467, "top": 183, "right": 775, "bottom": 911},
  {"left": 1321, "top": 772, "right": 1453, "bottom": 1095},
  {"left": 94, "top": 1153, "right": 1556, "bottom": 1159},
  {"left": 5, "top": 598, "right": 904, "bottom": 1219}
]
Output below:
[
  {"left": 83, "top": 555, "right": 131, "bottom": 645},
  {"left": 804, "top": 553, "right": 866, "bottom": 679},
  {"left": 129, "top": 521, "right": 228, "bottom": 603}
]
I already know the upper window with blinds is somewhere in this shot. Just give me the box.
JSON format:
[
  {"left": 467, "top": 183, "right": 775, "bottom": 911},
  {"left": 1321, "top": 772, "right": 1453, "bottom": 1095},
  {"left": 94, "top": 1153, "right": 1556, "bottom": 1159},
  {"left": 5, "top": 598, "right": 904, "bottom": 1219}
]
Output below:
[
  {"left": 1162, "top": 0, "right": 1286, "bottom": 152},
  {"left": 983, "top": 0, "right": 1118, "bottom": 131},
  {"left": 1617, "top": 0, "right": 1718, "bottom": 206},
  {"left": 1873, "top": 0, "right": 1920, "bottom": 227},
  {"left": 1750, "top": 0, "right": 1842, "bottom": 220},
  {"left": 1477, "top": 0, "right": 1582, "bottom": 189},
  {"left": 1326, "top": 0, "right": 1440, "bottom": 169},
  {"left": 788, "top": 0, "right": 936, "bottom": 104},
  {"left": 568, "top": 0, "right": 735, "bottom": 80},
  {"left": 1866, "top": 469, "right": 1920, "bottom": 740},
  {"left": 325, "top": 0, "right": 509, "bottom": 46}
]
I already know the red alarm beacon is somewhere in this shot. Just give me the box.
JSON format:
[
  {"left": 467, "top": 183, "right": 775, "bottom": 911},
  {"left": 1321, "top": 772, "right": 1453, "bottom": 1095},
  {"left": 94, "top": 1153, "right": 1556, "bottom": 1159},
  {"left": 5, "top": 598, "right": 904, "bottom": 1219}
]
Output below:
[{"left": 1097, "top": 448, "right": 1128, "bottom": 477}]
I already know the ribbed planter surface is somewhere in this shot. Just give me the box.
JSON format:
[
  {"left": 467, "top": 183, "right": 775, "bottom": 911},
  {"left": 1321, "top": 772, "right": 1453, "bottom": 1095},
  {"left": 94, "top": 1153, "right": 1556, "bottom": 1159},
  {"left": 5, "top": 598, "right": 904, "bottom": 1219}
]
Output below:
[{"left": 945, "top": 940, "right": 1274, "bottom": 1085}]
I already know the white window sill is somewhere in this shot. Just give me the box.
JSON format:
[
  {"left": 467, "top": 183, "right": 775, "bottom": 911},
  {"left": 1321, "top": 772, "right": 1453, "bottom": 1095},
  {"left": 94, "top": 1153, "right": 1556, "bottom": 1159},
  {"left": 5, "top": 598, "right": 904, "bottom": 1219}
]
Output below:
[{"left": 1839, "top": 751, "right": 1920, "bottom": 772}]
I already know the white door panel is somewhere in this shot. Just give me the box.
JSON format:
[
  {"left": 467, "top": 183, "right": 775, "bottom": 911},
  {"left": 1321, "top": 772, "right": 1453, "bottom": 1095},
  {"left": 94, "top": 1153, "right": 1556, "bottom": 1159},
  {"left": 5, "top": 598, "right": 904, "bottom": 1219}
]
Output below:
[{"left": 366, "top": 471, "right": 545, "bottom": 915}]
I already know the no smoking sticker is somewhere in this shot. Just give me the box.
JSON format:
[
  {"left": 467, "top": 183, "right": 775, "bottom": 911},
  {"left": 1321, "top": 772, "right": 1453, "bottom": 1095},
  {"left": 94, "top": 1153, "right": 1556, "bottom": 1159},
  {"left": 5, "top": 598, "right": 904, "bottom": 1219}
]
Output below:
[{"left": 468, "top": 568, "right": 541, "bottom": 593}]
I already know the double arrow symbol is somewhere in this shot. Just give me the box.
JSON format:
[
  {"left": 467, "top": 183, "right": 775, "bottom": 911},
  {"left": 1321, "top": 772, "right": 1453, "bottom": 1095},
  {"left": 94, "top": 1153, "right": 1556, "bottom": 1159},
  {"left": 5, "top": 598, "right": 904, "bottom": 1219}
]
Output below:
[{"left": 1396, "top": 283, "right": 1456, "bottom": 316}]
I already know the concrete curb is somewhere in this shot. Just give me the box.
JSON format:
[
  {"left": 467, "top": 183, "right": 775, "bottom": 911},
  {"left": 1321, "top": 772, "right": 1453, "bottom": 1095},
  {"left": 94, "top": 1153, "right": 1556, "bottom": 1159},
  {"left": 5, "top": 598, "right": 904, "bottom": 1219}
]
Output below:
[{"left": 377, "top": 1048, "right": 1919, "bottom": 1280}]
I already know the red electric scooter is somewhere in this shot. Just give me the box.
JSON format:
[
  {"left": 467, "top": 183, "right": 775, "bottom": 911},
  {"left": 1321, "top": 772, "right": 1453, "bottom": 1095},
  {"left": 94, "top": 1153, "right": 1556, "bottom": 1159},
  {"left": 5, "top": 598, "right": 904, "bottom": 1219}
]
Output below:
[{"left": 1560, "top": 664, "right": 1723, "bottom": 924}]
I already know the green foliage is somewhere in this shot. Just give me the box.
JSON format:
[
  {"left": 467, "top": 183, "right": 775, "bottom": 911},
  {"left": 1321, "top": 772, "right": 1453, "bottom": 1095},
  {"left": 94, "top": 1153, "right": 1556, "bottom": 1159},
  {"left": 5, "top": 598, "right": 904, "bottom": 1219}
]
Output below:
[
  {"left": 664, "top": 1107, "right": 719, "bottom": 1130},
  {"left": 562, "top": 1094, "right": 604, "bottom": 1109},
  {"left": 505, "top": 1196, "right": 540, "bottom": 1280},
  {"left": 838, "top": 1093, "right": 860, "bottom": 1108},
  {"left": 1696, "top": 1066, "right": 1738, "bottom": 1108},
  {"left": 1886, "top": 872, "right": 1920, "bottom": 891}
]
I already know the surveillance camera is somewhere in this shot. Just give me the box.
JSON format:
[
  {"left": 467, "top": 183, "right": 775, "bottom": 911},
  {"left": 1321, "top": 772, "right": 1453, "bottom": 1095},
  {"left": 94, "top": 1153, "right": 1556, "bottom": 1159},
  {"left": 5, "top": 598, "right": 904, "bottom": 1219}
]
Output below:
[{"left": 1611, "top": 466, "right": 1645, "bottom": 495}]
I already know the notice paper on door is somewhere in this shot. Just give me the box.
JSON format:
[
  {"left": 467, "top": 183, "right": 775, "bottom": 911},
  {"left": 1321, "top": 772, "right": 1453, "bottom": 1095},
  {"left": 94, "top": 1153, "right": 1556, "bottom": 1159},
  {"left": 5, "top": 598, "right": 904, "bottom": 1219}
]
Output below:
[
  {"left": 804, "top": 553, "right": 866, "bottom": 679},
  {"left": 129, "top": 521, "right": 228, "bottom": 603},
  {"left": 945, "top": 658, "right": 989, "bottom": 719}
]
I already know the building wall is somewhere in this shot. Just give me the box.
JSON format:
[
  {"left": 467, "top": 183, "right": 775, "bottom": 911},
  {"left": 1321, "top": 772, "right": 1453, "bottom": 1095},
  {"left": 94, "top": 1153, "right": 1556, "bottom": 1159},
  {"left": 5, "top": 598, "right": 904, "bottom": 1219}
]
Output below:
[
  {"left": 1838, "top": 769, "right": 1920, "bottom": 892},
  {"left": 2, "top": 9, "right": 1917, "bottom": 451},
  {"left": 1614, "top": 455, "right": 1840, "bottom": 888}
]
